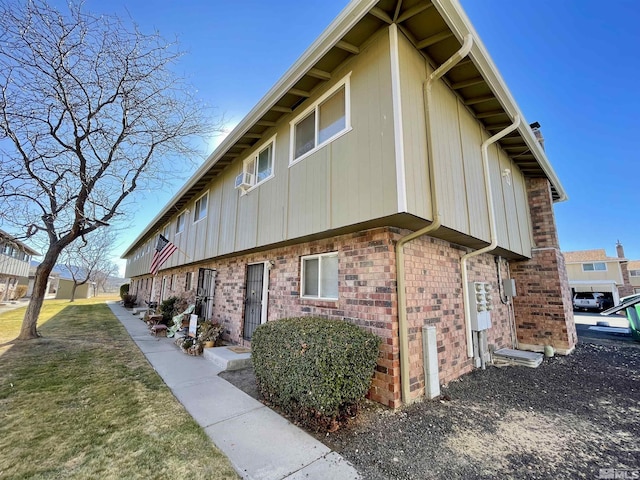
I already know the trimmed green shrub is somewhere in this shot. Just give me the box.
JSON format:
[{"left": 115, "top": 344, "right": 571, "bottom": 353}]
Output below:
[
  {"left": 252, "top": 317, "right": 380, "bottom": 429},
  {"left": 122, "top": 294, "right": 137, "bottom": 308},
  {"left": 119, "top": 283, "right": 130, "bottom": 299}
]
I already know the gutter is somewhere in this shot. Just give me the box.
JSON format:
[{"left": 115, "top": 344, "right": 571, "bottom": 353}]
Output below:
[
  {"left": 395, "top": 34, "right": 473, "bottom": 404},
  {"left": 461, "top": 115, "right": 521, "bottom": 359}
]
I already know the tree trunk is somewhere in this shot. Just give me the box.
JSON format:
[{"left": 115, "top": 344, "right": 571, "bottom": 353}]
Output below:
[
  {"left": 17, "top": 246, "right": 62, "bottom": 340},
  {"left": 69, "top": 282, "right": 77, "bottom": 302}
]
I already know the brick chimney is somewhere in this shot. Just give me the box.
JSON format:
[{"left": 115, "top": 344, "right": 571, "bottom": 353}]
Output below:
[
  {"left": 529, "top": 121, "right": 545, "bottom": 150},
  {"left": 616, "top": 240, "right": 634, "bottom": 297}
]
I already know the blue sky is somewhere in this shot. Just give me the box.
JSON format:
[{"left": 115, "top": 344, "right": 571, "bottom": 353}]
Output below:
[{"left": 79, "top": 0, "right": 640, "bottom": 272}]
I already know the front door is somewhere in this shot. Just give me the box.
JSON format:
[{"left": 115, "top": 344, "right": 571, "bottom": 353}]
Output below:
[
  {"left": 196, "top": 268, "right": 216, "bottom": 320},
  {"left": 243, "top": 263, "right": 268, "bottom": 340}
]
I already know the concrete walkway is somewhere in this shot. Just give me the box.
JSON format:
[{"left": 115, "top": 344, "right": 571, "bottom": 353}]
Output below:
[{"left": 107, "top": 302, "right": 360, "bottom": 480}]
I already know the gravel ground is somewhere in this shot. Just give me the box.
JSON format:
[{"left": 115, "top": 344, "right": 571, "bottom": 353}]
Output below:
[{"left": 220, "top": 340, "right": 640, "bottom": 479}]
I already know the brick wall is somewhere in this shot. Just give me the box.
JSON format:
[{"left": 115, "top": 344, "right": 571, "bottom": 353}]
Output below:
[
  {"left": 400, "top": 232, "right": 516, "bottom": 400},
  {"left": 136, "top": 228, "right": 401, "bottom": 408},
  {"left": 510, "top": 178, "right": 577, "bottom": 354},
  {"left": 129, "top": 201, "right": 572, "bottom": 408},
  {"left": 618, "top": 261, "right": 634, "bottom": 298}
]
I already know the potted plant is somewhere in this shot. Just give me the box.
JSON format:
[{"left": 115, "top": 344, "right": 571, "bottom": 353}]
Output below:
[{"left": 197, "top": 321, "right": 224, "bottom": 348}]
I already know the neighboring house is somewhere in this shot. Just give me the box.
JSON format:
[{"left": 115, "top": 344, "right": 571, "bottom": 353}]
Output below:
[
  {"left": 123, "top": 0, "right": 575, "bottom": 408},
  {"left": 564, "top": 242, "right": 634, "bottom": 305},
  {"left": 0, "top": 230, "right": 40, "bottom": 302},
  {"left": 628, "top": 260, "right": 640, "bottom": 294},
  {"left": 23, "top": 263, "right": 58, "bottom": 299}
]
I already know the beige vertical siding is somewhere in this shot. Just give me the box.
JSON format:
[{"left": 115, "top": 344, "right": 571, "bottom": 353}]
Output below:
[
  {"left": 125, "top": 29, "right": 398, "bottom": 278},
  {"left": 512, "top": 166, "right": 533, "bottom": 254},
  {"left": 459, "top": 108, "right": 490, "bottom": 240},
  {"left": 218, "top": 169, "right": 239, "bottom": 256},
  {"left": 397, "top": 30, "right": 531, "bottom": 257},
  {"left": 398, "top": 32, "right": 431, "bottom": 219},
  {"left": 0, "top": 255, "right": 30, "bottom": 278},
  {"left": 287, "top": 146, "right": 330, "bottom": 239}
]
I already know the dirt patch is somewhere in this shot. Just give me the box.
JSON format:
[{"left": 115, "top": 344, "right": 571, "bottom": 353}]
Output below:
[{"left": 220, "top": 341, "right": 640, "bottom": 479}]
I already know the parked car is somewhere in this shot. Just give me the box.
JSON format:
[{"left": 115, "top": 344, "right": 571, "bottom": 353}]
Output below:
[{"left": 573, "top": 292, "right": 606, "bottom": 311}]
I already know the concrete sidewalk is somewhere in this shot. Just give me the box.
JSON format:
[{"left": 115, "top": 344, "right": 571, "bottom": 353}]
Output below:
[{"left": 107, "top": 302, "right": 360, "bottom": 480}]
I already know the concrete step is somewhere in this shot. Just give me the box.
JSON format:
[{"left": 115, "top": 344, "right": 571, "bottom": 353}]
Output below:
[
  {"left": 203, "top": 346, "right": 252, "bottom": 371},
  {"left": 492, "top": 348, "right": 543, "bottom": 368}
]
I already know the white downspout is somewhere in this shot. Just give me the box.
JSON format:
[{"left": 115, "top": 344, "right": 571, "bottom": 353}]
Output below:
[
  {"left": 395, "top": 34, "right": 473, "bottom": 404},
  {"left": 461, "top": 114, "right": 521, "bottom": 358}
]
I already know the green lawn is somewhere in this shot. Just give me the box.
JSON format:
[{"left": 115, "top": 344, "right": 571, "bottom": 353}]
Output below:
[{"left": 0, "top": 298, "right": 239, "bottom": 479}]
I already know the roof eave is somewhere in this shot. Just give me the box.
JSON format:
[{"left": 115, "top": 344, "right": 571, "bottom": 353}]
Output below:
[{"left": 122, "top": 0, "right": 380, "bottom": 258}]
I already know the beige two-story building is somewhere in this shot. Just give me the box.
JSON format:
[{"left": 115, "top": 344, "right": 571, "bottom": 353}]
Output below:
[
  {"left": 0, "top": 229, "right": 40, "bottom": 301},
  {"left": 123, "top": 0, "right": 575, "bottom": 408},
  {"left": 564, "top": 242, "right": 634, "bottom": 305}
]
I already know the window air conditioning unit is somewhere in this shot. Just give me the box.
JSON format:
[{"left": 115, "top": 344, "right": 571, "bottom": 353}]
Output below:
[{"left": 235, "top": 172, "right": 254, "bottom": 190}]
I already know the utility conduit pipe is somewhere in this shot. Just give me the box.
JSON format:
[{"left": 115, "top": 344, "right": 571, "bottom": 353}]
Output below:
[
  {"left": 395, "top": 34, "right": 473, "bottom": 404},
  {"left": 461, "top": 114, "right": 521, "bottom": 360}
]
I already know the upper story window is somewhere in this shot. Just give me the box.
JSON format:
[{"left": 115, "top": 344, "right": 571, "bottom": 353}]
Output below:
[
  {"left": 176, "top": 212, "right": 186, "bottom": 234},
  {"left": 301, "top": 252, "right": 338, "bottom": 300},
  {"left": 162, "top": 224, "right": 170, "bottom": 238},
  {"left": 193, "top": 192, "right": 208, "bottom": 223},
  {"left": 630, "top": 270, "right": 640, "bottom": 277},
  {"left": 235, "top": 136, "right": 276, "bottom": 192},
  {"left": 289, "top": 73, "right": 351, "bottom": 166},
  {"left": 583, "top": 262, "right": 606, "bottom": 272}
]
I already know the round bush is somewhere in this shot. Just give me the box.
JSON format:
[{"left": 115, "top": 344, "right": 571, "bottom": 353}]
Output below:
[{"left": 252, "top": 317, "right": 380, "bottom": 421}]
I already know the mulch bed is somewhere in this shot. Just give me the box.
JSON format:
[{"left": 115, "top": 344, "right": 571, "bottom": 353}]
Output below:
[{"left": 220, "top": 341, "right": 640, "bottom": 479}]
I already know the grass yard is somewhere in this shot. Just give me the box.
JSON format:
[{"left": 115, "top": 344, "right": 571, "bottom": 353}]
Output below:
[{"left": 0, "top": 298, "right": 239, "bottom": 479}]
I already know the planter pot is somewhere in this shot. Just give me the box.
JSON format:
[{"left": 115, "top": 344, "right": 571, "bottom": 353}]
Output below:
[{"left": 204, "top": 341, "right": 214, "bottom": 348}]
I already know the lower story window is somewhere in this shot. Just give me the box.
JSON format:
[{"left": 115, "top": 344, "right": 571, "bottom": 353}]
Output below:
[{"left": 301, "top": 252, "right": 338, "bottom": 300}]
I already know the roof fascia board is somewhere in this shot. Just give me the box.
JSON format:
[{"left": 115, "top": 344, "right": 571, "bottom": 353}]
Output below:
[
  {"left": 431, "top": 0, "right": 568, "bottom": 203},
  {"left": 123, "top": 0, "right": 379, "bottom": 258}
]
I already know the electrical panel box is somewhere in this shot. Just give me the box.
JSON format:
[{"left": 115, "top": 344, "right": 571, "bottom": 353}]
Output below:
[
  {"left": 468, "top": 281, "right": 493, "bottom": 331},
  {"left": 503, "top": 278, "right": 517, "bottom": 298}
]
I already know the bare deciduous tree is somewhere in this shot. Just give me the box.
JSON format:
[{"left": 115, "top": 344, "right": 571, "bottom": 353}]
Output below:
[
  {"left": 0, "top": 0, "right": 218, "bottom": 339},
  {"left": 60, "top": 229, "right": 116, "bottom": 302}
]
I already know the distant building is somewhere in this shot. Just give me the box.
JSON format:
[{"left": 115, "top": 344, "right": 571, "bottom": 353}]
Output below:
[
  {"left": 0, "top": 230, "right": 40, "bottom": 302},
  {"left": 626, "top": 260, "right": 640, "bottom": 295},
  {"left": 564, "top": 242, "right": 634, "bottom": 304}
]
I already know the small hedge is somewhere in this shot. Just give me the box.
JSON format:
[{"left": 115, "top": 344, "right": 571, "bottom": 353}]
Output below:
[
  {"left": 252, "top": 317, "right": 380, "bottom": 430},
  {"left": 119, "top": 283, "right": 130, "bottom": 299}
]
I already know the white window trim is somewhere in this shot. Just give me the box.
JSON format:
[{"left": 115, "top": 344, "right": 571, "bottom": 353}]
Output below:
[
  {"left": 300, "top": 251, "right": 339, "bottom": 301},
  {"left": 193, "top": 190, "right": 209, "bottom": 224},
  {"left": 240, "top": 134, "right": 277, "bottom": 195},
  {"left": 176, "top": 211, "right": 186, "bottom": 235},
  {"left": 582, "top": 262, "right": 607, "bottom": 272},
  {"left": 289, "top": 72, "right": 352, "bottom": 167},
  {"left": 630, "top": 270, "right": 640, "bottom": 277}
]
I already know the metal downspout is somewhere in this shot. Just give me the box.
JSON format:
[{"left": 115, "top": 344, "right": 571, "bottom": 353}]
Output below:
[
  {"left": 461, "top": 115, "right": 521, "bottom": 358},
  {"left": 395, "top": 34, "right": 473, "bottom": 404}
]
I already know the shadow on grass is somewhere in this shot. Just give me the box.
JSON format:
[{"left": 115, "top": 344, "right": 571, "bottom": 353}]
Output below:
[{"left": 0, "top": 302, "right": 239, "bottom": 479}]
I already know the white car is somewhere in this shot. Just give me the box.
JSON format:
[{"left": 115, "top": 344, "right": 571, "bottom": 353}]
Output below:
[{"left": 573, "top": 292, "right": 605, "bottom": 311}]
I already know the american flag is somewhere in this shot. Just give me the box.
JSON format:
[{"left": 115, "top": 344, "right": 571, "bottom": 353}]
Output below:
[{"left": 149, "top": 235, "right": 177, "bottom": 275}]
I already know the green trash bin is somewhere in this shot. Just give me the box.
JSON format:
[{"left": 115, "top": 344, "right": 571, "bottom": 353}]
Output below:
[
  {"left": 626, "top": 304, "right": 640, "bottom": 342},
  {"left": 601, "top": 296, "right": 640, "bottom": 342}
]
